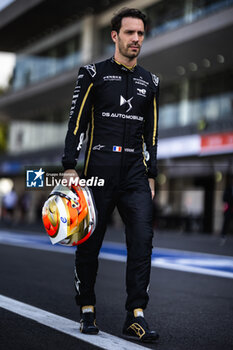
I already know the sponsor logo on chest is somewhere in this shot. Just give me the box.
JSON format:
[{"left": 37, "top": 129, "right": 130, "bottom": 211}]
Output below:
[
  {"left": 103, "top": 75, "right": 122, "bottom": 81},
  {"left": 137, "top": 88, "right": 147, "bottom": 97},
  {"left": 93, "top": 144, "right": 105, "bottom": 151},
  {"left": 120, "top": 95, "right": 133, "bottom": 112},
  {"left": 133, "top": 77, "right": 149, "bottom": 87}
]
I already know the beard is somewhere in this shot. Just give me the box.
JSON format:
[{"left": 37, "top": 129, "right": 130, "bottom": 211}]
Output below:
[{"left": 118, "top": 37, "right": 141, "bottom": 59}]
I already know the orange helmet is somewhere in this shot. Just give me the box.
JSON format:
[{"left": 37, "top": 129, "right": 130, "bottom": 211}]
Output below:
[{"left": 42, "top": 184, "right": 97, "bottom": 246}]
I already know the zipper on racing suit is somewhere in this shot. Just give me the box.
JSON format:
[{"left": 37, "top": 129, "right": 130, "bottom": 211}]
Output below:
[{"left": 120, "top": 70, "right": 130, "bottom": 181}]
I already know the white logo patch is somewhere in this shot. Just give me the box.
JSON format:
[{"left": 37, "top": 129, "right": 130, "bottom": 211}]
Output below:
[
  {"left": 137, "top": 88, "right": 146, "bottom": 97},
  {"left": 151, "top": 73, "right": 159, "bottom": 86},
  {"left": 70, "top": 81, "right": 82, "bottom": 117},
  {"left": 143, "top": 143, "right": 150, "bottom": 161},
  {"left": 93, "top": 144, "right": 105, "bottom": 151},
  {"left": 74, "top": 268, "right": 81, "bottom": 294},
  {"left": 120, "top": 95, "right": 133, "bottom": 112},
  {"left": 103, "top": 75, "right": 122, "bottom": 81},
  {"left": 77, "top": 133, "right": 84, "bottom": 151},
  {"left": 84, "top": 64, "right": 96, "bottom": 77},
  {"left": 133, "top": 78, "right": 149, "bottom": 87},
  {"left": 124, "top": 148, "right": 134, "bottom": 153}
]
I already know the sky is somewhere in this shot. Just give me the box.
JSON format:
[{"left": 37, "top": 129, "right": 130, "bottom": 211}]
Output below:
[{"left": 0, "top": 52, "right": 16, "bottom": 88}]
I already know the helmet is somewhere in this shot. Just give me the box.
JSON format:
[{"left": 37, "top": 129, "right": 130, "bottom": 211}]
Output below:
[{"left": 42, "top": 184, "right": 97, "bottom": 246}]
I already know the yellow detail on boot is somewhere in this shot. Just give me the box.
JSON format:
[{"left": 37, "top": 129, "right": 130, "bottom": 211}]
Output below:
[
  {"left": 129, "top": 323, "right": 145, "bottom": 339},
  {"left": 134, "top": 308, "right": 144, "bottom": 318},
  {"left": 82, "top": 305, "right": 94, "bottom": 313}
]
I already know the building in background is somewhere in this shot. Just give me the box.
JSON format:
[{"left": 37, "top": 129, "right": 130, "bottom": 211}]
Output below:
[{"left": 0, "top": 0, "right": 233, "bottom": 233}]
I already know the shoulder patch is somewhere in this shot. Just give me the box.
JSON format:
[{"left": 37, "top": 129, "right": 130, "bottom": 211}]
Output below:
[
  {"left": 151, "top": 73, "right": 159, "bottom": 87},
  {"left": 84, "top": 64, "right": 96, "bottom": 77}
]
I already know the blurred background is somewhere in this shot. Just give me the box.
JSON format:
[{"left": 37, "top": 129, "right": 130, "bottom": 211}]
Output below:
[{"left": 0, "top": 0, "right": 233, "bottom": 236}]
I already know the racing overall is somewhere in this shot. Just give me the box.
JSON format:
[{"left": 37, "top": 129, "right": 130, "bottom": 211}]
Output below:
[{"left": 62, "top": 57, "right": 159, "bottom": 311}]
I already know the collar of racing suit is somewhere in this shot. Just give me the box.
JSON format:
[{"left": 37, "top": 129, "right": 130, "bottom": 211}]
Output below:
[{"left": 111, "top": 56, "right": 136, "bottom": 73}]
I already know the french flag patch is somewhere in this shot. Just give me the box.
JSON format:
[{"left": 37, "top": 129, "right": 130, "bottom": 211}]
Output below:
[{"left": 113, "top": 146, "right": 122, "bottom": 152}]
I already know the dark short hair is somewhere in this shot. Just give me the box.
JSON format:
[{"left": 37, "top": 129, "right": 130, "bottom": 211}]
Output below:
[{"left": 111, "top": 8, "right": 147, "bottom": 33}]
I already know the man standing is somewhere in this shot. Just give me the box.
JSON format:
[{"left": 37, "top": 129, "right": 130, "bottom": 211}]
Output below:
[{"left": 62, "top": 8, "right": 159, "bottom": 343}]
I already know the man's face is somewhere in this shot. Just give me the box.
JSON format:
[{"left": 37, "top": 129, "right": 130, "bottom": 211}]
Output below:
[{"left": 112, "top": 17, "right": 145, "bottom": 59}]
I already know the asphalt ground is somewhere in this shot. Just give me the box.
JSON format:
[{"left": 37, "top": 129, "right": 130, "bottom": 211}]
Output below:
[{"left": 0, "top": 223, "right": 233, "bottom": 350}]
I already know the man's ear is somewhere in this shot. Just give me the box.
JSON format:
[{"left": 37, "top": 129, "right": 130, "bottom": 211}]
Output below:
[{"left": 111, "top": 30, "right": 117, "bottom": 43}]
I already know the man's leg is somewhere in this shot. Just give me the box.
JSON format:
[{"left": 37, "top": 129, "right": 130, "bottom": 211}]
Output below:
[
  {"left": 117, "top": 183, "right": 159, "bottom": 342},
  {"left": 75, "top": 186, "right": 116, "bottom": 334},
  {"left": 117, "top": 185, "right": 153, "bottom": 311},
  {"left": 75, "top": 187, "right": 116, "bottom": 307}
]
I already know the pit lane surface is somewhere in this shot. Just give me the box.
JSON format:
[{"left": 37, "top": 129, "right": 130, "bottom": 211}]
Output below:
[{"left": 0, "top": 229, "right": 233, "bottom": 350}]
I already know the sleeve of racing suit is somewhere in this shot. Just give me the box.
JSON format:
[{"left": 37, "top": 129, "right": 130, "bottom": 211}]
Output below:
[
  {"left": 62, "top": 67, "right": 93, "bottom": 170},
  {"left": 144, "top": 79, "right": 159, "bottom": 179}
]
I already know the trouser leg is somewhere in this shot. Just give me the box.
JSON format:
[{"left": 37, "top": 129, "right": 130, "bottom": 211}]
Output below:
[
  {"left": 75, "top": 187, "right": 115, "bottom": 306},
  {"left": 117, "top": 184, "right": 153, "bottom": 311}
]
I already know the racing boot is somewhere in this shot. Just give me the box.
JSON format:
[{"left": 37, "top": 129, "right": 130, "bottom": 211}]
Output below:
[
  {"left": 80, "top": 305, "right": 99, "bottom": 334},
  {"left": 123, "top": 308, "right": 159, "bottom": 343}
]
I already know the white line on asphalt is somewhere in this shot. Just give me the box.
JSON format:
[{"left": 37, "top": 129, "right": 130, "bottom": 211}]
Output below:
[
  {"left": 0, "top": 294, "right": 150, "bottom": 350},
  {"left": 151, "top": 260, "right": 233, "bottom": 279}
]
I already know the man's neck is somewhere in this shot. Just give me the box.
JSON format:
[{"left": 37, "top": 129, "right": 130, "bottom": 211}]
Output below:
[{"left": 113, "top": 53, "right": 137, "bottom": 69}]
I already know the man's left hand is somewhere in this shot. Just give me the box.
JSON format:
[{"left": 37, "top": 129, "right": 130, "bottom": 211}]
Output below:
[{"left": 149, "top": 178, "right": 155, "bottom": 199}]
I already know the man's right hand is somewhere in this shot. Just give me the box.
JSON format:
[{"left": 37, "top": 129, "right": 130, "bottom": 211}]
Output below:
[{"left": 63, "top": 169, "right": 79, "bottom": 189}]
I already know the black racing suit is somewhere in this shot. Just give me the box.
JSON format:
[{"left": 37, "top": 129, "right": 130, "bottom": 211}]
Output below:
[{"left": 62, "top": 57, "right": 159, "bottom": 311}]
